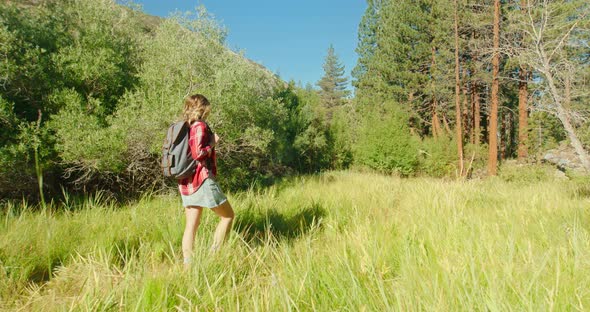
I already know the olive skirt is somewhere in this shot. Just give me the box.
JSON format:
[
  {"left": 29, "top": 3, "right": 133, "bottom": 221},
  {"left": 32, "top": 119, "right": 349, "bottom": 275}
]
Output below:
[{"left": 181, "top": 178, "right": 227, "bottom": 208}]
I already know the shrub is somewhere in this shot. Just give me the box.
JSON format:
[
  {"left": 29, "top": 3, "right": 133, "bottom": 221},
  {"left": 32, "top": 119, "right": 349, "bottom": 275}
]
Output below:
[
  {"left": 0, "top": 1, "right": 357, "bottom": 200},
  {"left": 418, "top": 136, "right": 458, "bottom": 177},
  {"left": 463, "top": 142, "right": 489, "bottom": 175},
  {"left": 498, "top": 163, "right": 554, "bottom": 183},
  {"left": 329, "top": 107, "right": 354, "bottom": 170},
  {"left": 354, "top": 101, "right": 420, "bottom": 176},
  {"left": 577, "top": 121, "right": 590, "bottom": 150}
]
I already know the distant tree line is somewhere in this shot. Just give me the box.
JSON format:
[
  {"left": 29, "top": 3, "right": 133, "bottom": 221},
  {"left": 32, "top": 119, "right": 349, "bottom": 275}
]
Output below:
[
  {"left": 2, "top": 0, "right": 588, "bottom": 203},
  {"left": 351, "top": 0, "right": 589, "bottom": 176}
]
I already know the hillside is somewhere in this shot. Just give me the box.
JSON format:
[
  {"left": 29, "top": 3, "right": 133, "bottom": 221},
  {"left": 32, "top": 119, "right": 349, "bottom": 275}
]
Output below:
[
  {"left": 9, "top": 0, "right": 280, "bottom": 81},
  {"left": 1, "top": 0, "right": 302, "bottom": 201}
]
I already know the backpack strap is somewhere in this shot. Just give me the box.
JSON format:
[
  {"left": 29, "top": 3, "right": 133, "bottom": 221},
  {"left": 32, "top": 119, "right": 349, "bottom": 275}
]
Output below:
[{"left": 163, "top": 124, "right": 174, "bottom": 149}]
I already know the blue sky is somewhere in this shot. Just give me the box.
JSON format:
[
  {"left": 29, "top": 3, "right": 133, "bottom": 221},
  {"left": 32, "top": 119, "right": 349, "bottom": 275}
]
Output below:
[{"left": 131, "top": 1, "right": 366, "bottom": 89}]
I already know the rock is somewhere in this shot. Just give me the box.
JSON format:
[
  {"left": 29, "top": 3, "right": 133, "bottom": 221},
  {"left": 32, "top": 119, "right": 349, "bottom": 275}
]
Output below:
[
  {"left": 543, "top": 153, "right": 557, "bottom": 161},
  {"left": 554, "top": 169, "right": 568, "bottom": 179},
  {"left": 542, "top": 142, "right": 586, "bottom": 173}
]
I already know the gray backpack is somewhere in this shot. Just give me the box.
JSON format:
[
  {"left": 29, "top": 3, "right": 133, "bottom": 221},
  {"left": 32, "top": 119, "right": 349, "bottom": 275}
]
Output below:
[{"left": 161, "top": 121, "right": 196, "bottom": 179}]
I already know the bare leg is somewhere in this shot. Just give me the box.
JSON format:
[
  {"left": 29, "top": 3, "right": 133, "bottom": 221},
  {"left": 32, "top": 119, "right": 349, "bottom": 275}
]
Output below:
[
  {"left": 210, "top": 201, "right": 235, "bottom": 251},
  {"left": 182, "top": 206, "right": 203, "bottom": 264}
]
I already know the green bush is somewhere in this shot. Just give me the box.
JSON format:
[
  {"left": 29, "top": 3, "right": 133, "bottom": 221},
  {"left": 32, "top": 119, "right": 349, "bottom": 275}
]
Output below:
[
  {"left": 49, "top": 89, "right": 127, "bottom": 173},
  {"left": 109, "top": 16, "right": 289, "bottom": 191},
  {"left": 577, "top": 121, "right": 590, "bottom": 150},
  {"left": 329, "top": 107, "right": 354, "bottom": 170},
  {"left": 354, "top": 102, "right": 420, "bottom": 176},
  {"left": 463, "top": 142, "right": 489, "bottom": 175},
  {"left": 418, "top": 136, "right": 458, "bottom": 177},
  {"left": 0, "top": 0, "right": 145, "bottom": 198},
  {"left": 1, "top": 1, "right": 344, "bottom": 198},
  {"left": 291, "top": 97, "right": 335, "bottom": 173},
  {"left": 498, "top": 163, "right": 554, "bottom": 183}
]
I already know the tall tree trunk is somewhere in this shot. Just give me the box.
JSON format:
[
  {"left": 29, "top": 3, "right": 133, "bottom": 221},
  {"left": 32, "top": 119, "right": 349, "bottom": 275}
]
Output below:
[
  {"left": 472, "top": 81, "right": 481, "bottom": 144},
  {"left": 517, "top": 66, "right": 528, "bottom": 160},
  {"left": 500, "top": 109, "right": 507, "bottom": 160},
  {"left": 470, "top": 31, "right": 480, "bottom": 145},
  {"left": 430, "top": 47, "right": 442, "bottom": 138},
  {"left": 471, "top": 43, "right": 481, "bottom": 145},
  {"left": 517, "top": 0, "right": 529, "bottom": 161},
  {"left": 470, "top": 89, "right": 475, "bottom": 144},
  {"left": 34, "top": 110, "right": 46, "bottom": 209},
  {"left": 432, "top": 101, "right": 442, "bottom": 138},
  {"left": 462, "top": 68, "right": 470, "bottom": 140},
  {"left": 443, "top": 114, "right": 452, "bottom": 135},
  {"left": 454, "top": 0, "right": 465, "bottom": 176},
  {"left": 488, "top": 0, "right": 500, "bottom": 175},
  {"left": 501, "top": 109, "right": 515, "bottom": 159}
]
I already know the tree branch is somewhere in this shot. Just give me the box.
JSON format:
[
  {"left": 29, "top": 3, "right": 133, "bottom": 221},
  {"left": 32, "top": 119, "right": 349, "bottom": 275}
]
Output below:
[{"left": 547, "top": 11, "right": 588, "bottom": 63}]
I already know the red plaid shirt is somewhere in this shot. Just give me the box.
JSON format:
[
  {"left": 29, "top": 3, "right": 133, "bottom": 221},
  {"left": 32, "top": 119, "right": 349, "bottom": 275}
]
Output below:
[{"left": 178, "top": 121, "right": 217, "bottom": 195}]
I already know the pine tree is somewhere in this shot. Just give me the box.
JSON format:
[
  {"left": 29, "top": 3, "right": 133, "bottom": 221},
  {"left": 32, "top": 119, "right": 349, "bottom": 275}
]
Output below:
[
  {"left": 463, "top": 1, "right": 494, "bottom": 147},
  {"left": 488, "top": 0, "right": 500, "bottom": 175},
  {"left": 454, "top": 0, "right": 465, "bottom": 175},
  {"left": 352, "top": 0, "right": 382, "bottom": 101},
  {"left": 317, "top": 45, "right": 350, "bottom": 113},
  {"left": 368, "top": 0, "right": 432, "bottom": 104},
  {"left": 372, "top": 0, "right": 456, "bottom": 134}
]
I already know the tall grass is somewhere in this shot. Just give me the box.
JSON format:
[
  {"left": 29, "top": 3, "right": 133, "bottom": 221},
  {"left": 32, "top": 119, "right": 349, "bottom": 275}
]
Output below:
[{"left": 1, "top": 170, "right": 589, "bottom": 310}]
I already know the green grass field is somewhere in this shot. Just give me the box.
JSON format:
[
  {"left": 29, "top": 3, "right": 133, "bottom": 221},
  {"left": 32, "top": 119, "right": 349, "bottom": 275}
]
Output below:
[{"left": 1, "top": 170, "right": 590, "bottom": 311}]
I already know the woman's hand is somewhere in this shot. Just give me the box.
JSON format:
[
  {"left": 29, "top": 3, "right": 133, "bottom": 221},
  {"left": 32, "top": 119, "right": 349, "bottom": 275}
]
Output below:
[{"left": 209, "top": 133, "right": 219, "bottom": 148}]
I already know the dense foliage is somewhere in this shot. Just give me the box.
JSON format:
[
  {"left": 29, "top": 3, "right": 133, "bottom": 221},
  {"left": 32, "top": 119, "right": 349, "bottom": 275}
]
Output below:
[
  {"left": 0, "top": 0, "right": 342, "bottom": 201},
  {"left": 354, "top": 102, "right": 420, "bottom": 176}
]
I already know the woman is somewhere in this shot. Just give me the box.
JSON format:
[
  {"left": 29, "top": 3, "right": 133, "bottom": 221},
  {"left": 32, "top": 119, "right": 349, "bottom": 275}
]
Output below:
[{"left": 178, "top": 94, "right": 234, "bottom": 265}]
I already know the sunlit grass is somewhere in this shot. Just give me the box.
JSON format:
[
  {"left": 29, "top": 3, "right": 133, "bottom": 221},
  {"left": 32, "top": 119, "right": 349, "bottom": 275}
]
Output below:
[{"left": 1, "top": 170, "right": 589, "bottom": 310}]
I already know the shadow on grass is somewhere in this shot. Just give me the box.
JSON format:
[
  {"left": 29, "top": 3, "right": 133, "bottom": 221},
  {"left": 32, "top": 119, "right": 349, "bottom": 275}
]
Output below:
[
  {"left": 27, "top": 260, "right": 60, "bottom": 284},
  {"left": 18, "top": 237, "right": 142, "bottom": 284},
  {"left": 234, "top": 202, "right": 327, "bottom": 244},
  {"left": 571, "top": 178, "right": 590, "bottom": 199}
]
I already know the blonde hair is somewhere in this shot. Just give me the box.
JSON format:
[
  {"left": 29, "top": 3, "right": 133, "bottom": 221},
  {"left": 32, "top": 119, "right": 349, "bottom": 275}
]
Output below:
[{"left": 183, "top": 94, "right": 211, "bottom": 123}]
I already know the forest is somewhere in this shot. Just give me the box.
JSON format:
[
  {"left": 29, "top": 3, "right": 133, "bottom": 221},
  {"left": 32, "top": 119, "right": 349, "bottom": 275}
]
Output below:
[
  {"left": 1, "top": 0, "right": 589, "bottom": 310},
  {"left": 352, "top": 0, "right": 589, "bottom": 175}
]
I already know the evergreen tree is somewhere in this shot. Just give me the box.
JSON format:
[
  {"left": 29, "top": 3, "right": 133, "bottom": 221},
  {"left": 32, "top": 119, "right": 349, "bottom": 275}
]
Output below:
[
  {"left": 352, "top": 0, "right": 382, "bottom": 100},
  {"left": 317, "top": 45, "right": 350, "bottom": 113},
  {"left": 488, "top": 0, "right": 500, "bottom": 175},
  {"left": 453, "top": 0, "right": 465, "bottom": 175},
  {"left": 369, "top": 0, "right": 432, "bottom": 104},
  {"left": 354, "top": 0, "right": 456, "bottom": 135}
]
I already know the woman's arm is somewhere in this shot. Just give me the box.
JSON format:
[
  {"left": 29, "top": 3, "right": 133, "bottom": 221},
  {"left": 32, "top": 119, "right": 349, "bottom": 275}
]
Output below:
[
  {"left": 210, "top": 133, "right": 219, "bottom": 148},
  {"left": 190, "top": 123, "right": 212, "bottom": 161}
]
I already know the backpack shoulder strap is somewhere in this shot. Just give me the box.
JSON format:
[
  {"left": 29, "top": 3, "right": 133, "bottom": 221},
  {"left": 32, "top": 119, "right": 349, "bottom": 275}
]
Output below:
[{"left": 172, "top": 121, "right": 190, "bottom": 143}]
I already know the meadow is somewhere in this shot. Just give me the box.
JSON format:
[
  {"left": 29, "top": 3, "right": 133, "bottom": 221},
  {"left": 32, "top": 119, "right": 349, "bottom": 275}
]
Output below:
[{"left": 1, "top": 169, "right": 589, "bottom": 311}]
